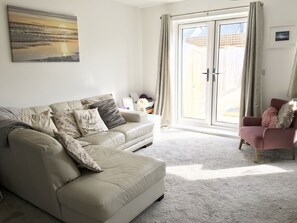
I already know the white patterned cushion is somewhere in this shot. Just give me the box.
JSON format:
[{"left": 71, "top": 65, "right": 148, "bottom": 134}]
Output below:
[
  {"left": 52, "top": 111, "right": 82, "bottom": 138},
  {"left": 276, "top": 101, "right": 296, "bottom": 128},
  {"left": 54, "top": 132, "right": 102, "bottom": 172},
  {"left": 74, "top": 108, "right": 108, "bottom": 137},
  {"left": 18, "top": 110, "right": 57, "bottom": 136}
]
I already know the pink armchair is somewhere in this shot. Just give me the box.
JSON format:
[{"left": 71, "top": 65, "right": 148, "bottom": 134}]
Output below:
[{"left": 239, "top": 98, "right": 297, "bottom": 163}]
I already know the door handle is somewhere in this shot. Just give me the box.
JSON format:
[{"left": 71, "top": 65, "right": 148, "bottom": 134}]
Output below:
[
  {"left": 212, "top": 68, "right": 220, "bottom": 82},
  {"left": 202, "top": 68, "right": 209, "bottom": 82}
]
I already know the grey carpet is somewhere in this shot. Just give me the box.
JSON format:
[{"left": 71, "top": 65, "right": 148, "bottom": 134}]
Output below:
[{"left": 1, "top": 129, "right": 297, "bottom": 223}]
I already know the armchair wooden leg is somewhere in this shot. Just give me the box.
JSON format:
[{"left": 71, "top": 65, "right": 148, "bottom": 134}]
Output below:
[
  {"left": 239, "top": 139, "right": 244, "bottom": 150},
  {"left": 254, "top": 149, "right": 259, "bottom": 163},
  {"left": 292, "top": 148, "right": 295, "bottom": 160}
]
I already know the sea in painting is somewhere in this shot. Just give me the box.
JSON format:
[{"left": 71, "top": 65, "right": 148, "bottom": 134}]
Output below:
[{"left": 7, "top": 5, "right": 80, "bottom": 62}]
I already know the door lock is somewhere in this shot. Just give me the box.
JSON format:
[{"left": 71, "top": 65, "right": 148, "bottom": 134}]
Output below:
[{"left": 202, "top": 68, "right": 210, "bottom": 82}]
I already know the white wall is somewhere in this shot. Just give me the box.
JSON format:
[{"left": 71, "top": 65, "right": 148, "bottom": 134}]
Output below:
[
  {"left": 0, "top": 0, "right": 142, "bottom": 107},
  {"left": 141, "top": 0, "right": 297, "bottom": 109}
]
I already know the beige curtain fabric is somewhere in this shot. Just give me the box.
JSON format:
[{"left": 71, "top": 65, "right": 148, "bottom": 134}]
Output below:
[
  {"left": 288, "top": 49, "right": 297, "bottom": 98},
  {"left": 154, "top": 14, "right": 172, "bottom": 126},
  {"left": 240, "top": 1, "right": 264, "bottom": 122}
]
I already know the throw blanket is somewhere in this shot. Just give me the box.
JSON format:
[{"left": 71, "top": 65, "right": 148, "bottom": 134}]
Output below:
[{"left": 0, "top": 107, "right": 32, "bottom": 148}]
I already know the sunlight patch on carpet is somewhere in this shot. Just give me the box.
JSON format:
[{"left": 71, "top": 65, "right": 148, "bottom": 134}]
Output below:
[{"left": 166, "top": 164, "right": 293, "bottom": 180}]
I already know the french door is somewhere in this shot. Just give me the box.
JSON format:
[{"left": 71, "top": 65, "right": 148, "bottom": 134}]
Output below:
[{"left": 177, "top": 17, "right": 247, "bottom": 128}]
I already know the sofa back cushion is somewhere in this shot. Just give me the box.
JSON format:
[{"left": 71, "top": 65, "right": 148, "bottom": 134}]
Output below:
[
  {"left": 81, "top": 94, "right": 113, "bottom": 108},
  {"left": 50, "top": 100, "right": 83, "bottom": 112}
]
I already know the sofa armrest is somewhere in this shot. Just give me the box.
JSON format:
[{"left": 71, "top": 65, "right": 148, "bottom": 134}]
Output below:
[
  {"left": 242, "top": 116, "right": 262, "bottom": 126},
  {"left": 263, "top": 128, "right": 296, "bottom": 149},
  {"left": 119, "top": 109, "right": 148, "bottom": 123},
  {"left": 8, "top": 129, "right": 80, "bottom": 189},
  {"left": 3, "top": 128, "right": 81, "bottom": 218}
]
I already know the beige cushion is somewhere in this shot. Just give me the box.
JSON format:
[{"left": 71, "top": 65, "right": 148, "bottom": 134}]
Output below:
[
  {"left": 74, "top": 109, "right": 108, "bottom": 137},
  {"left": 52, "top": 111, "right": 82, "bottom": 138},
  {"left": 18, "top": 110, "right": 57, "bottom": 136},
  {"left": 55, "top": 132, "right": 102, "bottom": 172},
  {"left": 277, "top": 101, "right": 296, "bottom": 128},
  {"left": 79, "top": 131, "right": 125, "bottom": 148},
  {"left": 20, "top": 106, "right": 52, "bottom": 116},
  {"left": 57, "top": 146, "right": 165, "bottom": 222},
  {"left": 32, "top": 106, "right": 53, "bottom": 115},
  {"left": 111, "top": 122, "right": 154, "bottom": 142}
]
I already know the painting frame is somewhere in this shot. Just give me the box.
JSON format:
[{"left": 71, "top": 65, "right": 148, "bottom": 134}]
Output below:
[
  {"left": 7, "top": 5, "right": 80, "bottom": 62},
  {"left": 122, "top": 97, "right": 135, "bottom": 111},
  {"left": 269, "top": 24, "right": 297, "bottom": 48}
]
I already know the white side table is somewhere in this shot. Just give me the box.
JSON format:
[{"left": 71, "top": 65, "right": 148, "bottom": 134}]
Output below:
[{"left": 147, "top": 114, "right": 161, "bottom": 136}]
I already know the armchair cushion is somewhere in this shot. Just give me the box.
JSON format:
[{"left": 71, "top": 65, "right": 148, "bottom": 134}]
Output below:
[
  {"left": 276, "top": 101, "right": 295, "bottom": 128},
  {"left": 261, "top": 106, "right": 278, "bottom": 127}
]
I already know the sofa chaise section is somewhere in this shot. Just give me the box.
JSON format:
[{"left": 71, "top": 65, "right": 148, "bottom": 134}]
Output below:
[{"left": 57, "top": 146, "right": 165, "bottom": 223}]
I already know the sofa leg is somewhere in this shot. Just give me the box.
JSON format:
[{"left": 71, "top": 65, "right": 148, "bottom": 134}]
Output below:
[
  {"left": 292, "top": 148, "right": 295, "bottom": 160},
  {"left": 254, "top": 149, "right": 259, "bottom": 163},
  {"left": 155, "top": 194, "right": 164, "bottom": 202},
  {"left": 239, "top": 139, "right": 244, "bottom": 150}
]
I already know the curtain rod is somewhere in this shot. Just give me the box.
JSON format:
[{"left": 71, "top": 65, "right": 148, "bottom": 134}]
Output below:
[{"left": 160, "top": 5, "right": 251, "bottom": 19}]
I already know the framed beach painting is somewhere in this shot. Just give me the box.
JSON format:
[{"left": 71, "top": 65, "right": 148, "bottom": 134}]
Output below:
[{"left": 7, "top": 5, "right": 80, "bottom": 62}]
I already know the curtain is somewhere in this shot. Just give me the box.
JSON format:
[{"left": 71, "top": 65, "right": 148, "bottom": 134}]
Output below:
[
  {"left": 154, "top": 14, "right": 172, "bottom": 126},
  {"left": 288, "top": 48, "right": 297, "bottom": 98},
  {"left": 240, "top": 1, "right": 264, "bottom": 122}
]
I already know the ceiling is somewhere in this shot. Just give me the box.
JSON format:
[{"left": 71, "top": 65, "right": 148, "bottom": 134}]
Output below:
[{"left": 113, "top": 0, "right": 187, "bottom": 8}]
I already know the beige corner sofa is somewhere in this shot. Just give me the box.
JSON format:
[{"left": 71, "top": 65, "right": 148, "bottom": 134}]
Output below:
[{"left": 0, "top": 94, "right": 166, "bottom": 223}]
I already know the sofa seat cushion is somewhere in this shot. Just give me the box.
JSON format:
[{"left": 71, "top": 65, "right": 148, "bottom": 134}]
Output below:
[
  {"left": 57, "top": 146, "right": 165, "bottom": 222},
  {"left": 78, "top": 131, "right": 125, "bottom": 148},
  {"left": 111, "top": 122, "right": 154, "bottom": 142}
]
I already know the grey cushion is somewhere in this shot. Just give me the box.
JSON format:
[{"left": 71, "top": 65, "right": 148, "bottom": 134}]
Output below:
[{"left": 90, "top": 99, "right": 126, "bottom": 129}]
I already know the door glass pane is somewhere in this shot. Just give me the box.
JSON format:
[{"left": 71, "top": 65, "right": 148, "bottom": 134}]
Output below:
[
  {"left": 216, "top": 22, "right": 247, "bottom": 124},
  {"left": 181, "top": 26, "right": 208, "bottom": 120}
]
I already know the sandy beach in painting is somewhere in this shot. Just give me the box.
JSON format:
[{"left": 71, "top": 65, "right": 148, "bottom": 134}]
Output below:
[{"left": 7, "top": 5, "right": 80, "bottom": 62}]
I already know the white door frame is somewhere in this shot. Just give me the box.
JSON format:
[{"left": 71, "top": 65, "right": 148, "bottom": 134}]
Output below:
[{"left": 173, "top": 11, "right": 248, "bottom": 129}]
